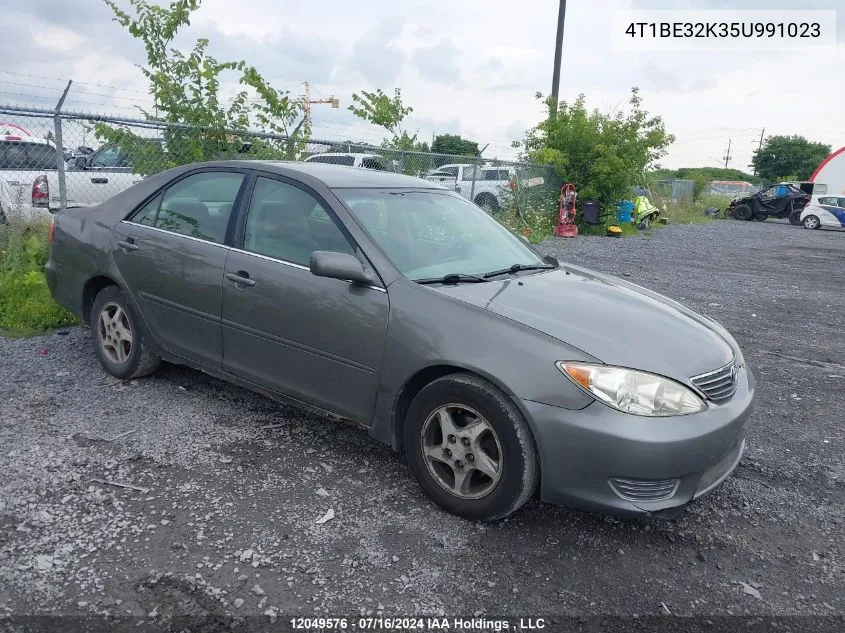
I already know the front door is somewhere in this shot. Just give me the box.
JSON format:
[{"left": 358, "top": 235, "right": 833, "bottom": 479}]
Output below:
[
  {"left": 221, "top": 175, "right": 389, "bottom": 422},
  {"left": 111, "top": 169, "right": 246, "bottom": 367}
]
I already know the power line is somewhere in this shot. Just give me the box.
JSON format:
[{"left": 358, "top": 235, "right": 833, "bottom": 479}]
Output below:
[{"left": 0, "top": 69, "right": 149, "bottom": 95}]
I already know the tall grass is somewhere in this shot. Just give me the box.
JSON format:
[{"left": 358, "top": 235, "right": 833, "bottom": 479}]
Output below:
[{"left": 0, "top": 211, "right": 78, "bottom": 337}]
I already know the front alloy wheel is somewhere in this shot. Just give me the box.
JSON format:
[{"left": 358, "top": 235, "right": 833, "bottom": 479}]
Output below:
[
  {"left": 404, "top": 373, "right": 538, "bottom": 521},
  {"left": 421, "top": 404, "right": 502, "bottom": 500}
]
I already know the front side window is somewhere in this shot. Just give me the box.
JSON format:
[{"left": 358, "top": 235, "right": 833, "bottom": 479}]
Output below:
[
  {"left": 90, "top": 145, "right": 124, "bottom": 168},
  {"left": 336, "top": 189, "right": 545, "bottom": 281},
  {"left": 243, "top": 177, "right": 354, "bottom": 266},
  {"left": 131, "top": 171, "right": 244, "bottom": 243}
]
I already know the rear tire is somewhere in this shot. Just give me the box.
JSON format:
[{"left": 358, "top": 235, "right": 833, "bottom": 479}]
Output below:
[
  {"left": 788, "top": 210, "right": 803, "bottom": 226},
  {"left": 91, "top": 286, "right": 160, "bottom": 380},
  {"left": 474, "top": 194, "right": 500, "bottom": 214},
  {"left": 404, "top": 373, "right": 538, "bottom": 521},
  {"left": 802, "top": 215, "right": 821, "bottom": 230}
]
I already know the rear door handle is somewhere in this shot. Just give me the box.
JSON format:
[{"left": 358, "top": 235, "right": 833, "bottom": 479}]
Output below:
[
  {"left": 91, "top": 177, "right": 108, "bottom": 184},
  {"left": 226, "top": 271, "right": 256, "bottom": 287},
  {"left": 117, "top": 238, "right": 138, "bottom": 251}
]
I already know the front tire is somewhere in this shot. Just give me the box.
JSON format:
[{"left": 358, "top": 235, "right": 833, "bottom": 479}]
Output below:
[
  {"left": 802, "top": 215, "right": 821, "bottom": 230},
  {"left": 91, "top": 286, "right": 160, "bottom": 380},
  {"left": 404, "top": 373, "right": 538, "bottom": 521},
  {"left": 733, "top": 203, "right": 752, "bottom": 221}
]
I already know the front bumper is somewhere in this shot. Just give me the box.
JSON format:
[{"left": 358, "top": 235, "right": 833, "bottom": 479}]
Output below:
[{"left": 520, "top": 367, "right": 755, "bottom": 517}]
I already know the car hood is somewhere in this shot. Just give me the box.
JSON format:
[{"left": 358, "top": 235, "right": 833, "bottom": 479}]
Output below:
[{"left": 429, "top": 265, "right": 736, "bottom": 381}]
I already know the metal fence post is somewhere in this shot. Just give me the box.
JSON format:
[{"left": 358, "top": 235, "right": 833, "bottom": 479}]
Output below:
[
  {"left": 53, "top": 81, "right": 72, "bottom": 210},
  {"left": 469, "top": 155, "right": 479, "bottom": 201}
]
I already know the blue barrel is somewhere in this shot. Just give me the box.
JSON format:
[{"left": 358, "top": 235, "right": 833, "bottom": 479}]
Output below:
[{"left": 616, "top": 200, "right": 633, "bottom": 223}]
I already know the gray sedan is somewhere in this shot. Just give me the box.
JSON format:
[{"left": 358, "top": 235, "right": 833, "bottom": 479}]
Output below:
[{"left": 46, "top": 161, "right": 754, "bottom": 521}]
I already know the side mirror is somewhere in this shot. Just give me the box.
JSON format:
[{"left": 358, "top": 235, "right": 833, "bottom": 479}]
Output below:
[
  {"left": 74, "top": 155, "right": 89, "bottom": 169},
  {"left": 310, "top": 251, "right": 374, "bottom": 286}
]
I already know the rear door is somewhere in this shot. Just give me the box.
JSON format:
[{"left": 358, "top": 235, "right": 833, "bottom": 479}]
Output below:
[
  {"left": 111, "top": 169, "right": 247, "bottom": 368},
  {"left": 221, "top": 174, "right": 389, "bottom": 421}
]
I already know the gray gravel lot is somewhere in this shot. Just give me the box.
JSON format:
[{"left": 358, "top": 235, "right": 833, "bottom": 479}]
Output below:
[{"left": 1, "top": 219, "right": 843, "bottom": 629}]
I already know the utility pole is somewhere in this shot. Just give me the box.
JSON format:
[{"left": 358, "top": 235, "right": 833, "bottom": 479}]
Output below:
[
  {"left": 752, "top": 128, "right": 765, "bottom": 175},
  {"left": 550, "top": 0, "right": 568, "bottom": 114},
  {"left": 723, "top": 139, "right": 732, "bottom": 168},
  {"left": 301, "top": 81, "right": 340, "bottom": 127}
]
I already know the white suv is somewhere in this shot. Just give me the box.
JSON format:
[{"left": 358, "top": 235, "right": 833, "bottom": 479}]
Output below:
[{"left": 424, "top": 163, "right": 514, "bottom": 213}]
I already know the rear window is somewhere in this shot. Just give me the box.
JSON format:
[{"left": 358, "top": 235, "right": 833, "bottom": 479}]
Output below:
[
  {"left": 307, "top": 155, "right": 355, "bottom": 166},
  {"left": 0, "top": 141, "right": 56, "bottom": 170}
]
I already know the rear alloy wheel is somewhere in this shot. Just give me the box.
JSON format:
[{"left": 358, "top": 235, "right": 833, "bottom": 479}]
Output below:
[
  {"left": 91, "top": 286, "right": 160, "bottom": 380},
  {"left": 733, "top": 203, "right": 752, "bottom": 221},
  {"left": 404, "top": 373, "right": 538, "bottom": 521},
  {"left": 803, "top": 215, "right": 821, "bottom": 230}
]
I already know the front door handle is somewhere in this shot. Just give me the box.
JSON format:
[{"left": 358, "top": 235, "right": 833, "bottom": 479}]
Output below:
[
  {"left": 226, "top": 271, "right": 256, "bottom": 287},
  {"left": 117, "top": 238, "right": 138, "bottom": 251},
  {"left": 91, "top": 177, "right": 109, "bottom": 184}
]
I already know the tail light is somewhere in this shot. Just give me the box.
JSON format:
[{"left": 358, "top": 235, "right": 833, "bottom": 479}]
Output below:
[
  {"left": 48, "top": 219, "right": 56, "bottom": 245},
  {"left": 32, "top": 175, "right": 49, "bottom": 207}
]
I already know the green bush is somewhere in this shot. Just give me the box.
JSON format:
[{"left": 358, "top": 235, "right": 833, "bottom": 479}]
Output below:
[
  {"left": 0, "top": 270, "right": 78, "bottom": 337},
  {"left": 0, "top": 218, "right": 79, "bottom": 337}
]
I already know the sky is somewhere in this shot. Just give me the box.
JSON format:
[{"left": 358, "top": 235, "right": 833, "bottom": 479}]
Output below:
[{"left": 0, "top": 0, "right": 843, "bottom": 172}]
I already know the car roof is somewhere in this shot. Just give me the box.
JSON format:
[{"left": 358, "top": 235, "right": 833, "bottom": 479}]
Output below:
[{"left": 206, "top": 160, "right": 447, "bottom": 189}]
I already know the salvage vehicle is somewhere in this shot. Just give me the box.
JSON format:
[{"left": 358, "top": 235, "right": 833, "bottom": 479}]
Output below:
[
  {"left": 800, "top": 195, "right": 845, "bottom": 230},
  {"left": 46, "top": 161, "right": 754, "bottom": 521},
  {"left": 424, "top": 163, "right": 513, "bottom": 213},
  {"left": 725, "top": 183, "right": 811, "bottom": 224}
]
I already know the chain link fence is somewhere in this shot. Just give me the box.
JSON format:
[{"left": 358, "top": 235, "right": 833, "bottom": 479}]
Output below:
[{"left": 0, "top": 105, "right": 561, "bottom": 229}]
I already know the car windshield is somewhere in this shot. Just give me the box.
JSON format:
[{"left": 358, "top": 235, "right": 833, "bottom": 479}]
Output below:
[{"left": 335, "top": 189, "right": 547, "bottom": 281}]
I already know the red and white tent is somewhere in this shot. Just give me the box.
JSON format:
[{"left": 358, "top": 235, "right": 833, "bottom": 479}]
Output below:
[{"left": 810, "top": 147, "right": 845, "bottom": 196}]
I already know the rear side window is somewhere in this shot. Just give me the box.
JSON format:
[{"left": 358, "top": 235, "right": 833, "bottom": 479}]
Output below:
[
  {"left": 361, "top": 157, "right": 390, "bottom": 171},
  {"left": 131, "top": 171, "right": 244, "bottom": 243},
  {"left": 0, "top": 141, "right": 56, "bottom": 170},
  {"left": 818, "top": 197, "right": 837, "bottom": 206}
]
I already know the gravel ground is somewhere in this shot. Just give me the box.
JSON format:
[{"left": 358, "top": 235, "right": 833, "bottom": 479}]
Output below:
[{"left": 1, "top": 219, "right": 843, "bottom": 630}]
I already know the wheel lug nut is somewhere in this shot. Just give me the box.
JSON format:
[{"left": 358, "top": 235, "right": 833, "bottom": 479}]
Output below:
[
  {"left": 455, "top": 460, "right": 463, "bottom": 469},
  {"left": 466, "top": 453, "right": 474, "bottom": 462},
  {"left": 448, "top": 434, "right": 456, "bottom": 444},
  {"left": 444, "top": 448, "right": 452, "bottom": 457},
  {"left": 461, "top": 437, "right": 470, "bottom": 446}
]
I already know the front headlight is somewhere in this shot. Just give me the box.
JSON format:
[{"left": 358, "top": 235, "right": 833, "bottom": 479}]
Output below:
[{"left": 557, "top": 362, "right": 706, "bottom": 417}]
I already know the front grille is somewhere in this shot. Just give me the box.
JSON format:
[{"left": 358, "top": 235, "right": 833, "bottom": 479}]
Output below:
[
  {"left": 691, "top": 360, "right": 738, "bottom": 404},
  {"left": 608, "top": 477, "right": 680, "bottom": 502}
]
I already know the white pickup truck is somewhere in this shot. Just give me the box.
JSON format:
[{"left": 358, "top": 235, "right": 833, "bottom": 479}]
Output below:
[
  {"left": 0, "top": 135, "right": 143, "bottom": 222},
  {"left": 424, "top": 163, "right": 515, "bottom": 213}
]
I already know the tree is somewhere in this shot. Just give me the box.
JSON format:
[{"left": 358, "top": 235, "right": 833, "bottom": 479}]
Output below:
[
  {"left": 347, "top": 88, "right": 426, "bottom": 151},
  {"left": 519, "top": 88, "right": 674, "bottom": 209},
  {"left": 96, "top": 0, "right": 308, "bottom": 173},
  {"left": 751, "top": 135, "right": 831, "bottom": 182},
  {"left": 431, "top": 134, "right": 480, "bottom": 157}
]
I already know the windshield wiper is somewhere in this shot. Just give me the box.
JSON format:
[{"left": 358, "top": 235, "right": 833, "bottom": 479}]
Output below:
[
  {"left": 483, "top": 263, "right": 555, "bottom": 279},
  {"left": 415, "top": 273, "right": 490, "bottom": 285}
]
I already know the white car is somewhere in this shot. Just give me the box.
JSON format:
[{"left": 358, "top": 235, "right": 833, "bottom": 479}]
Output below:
[
  {"left": 800, "top": 195, "right": 845, "bottom": 230},
  {"left": 304, "top": 153, "right": 393, "bottom": 171},
  {"left": 424, "top": 163, "right": 514, "bottom": 213}
]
